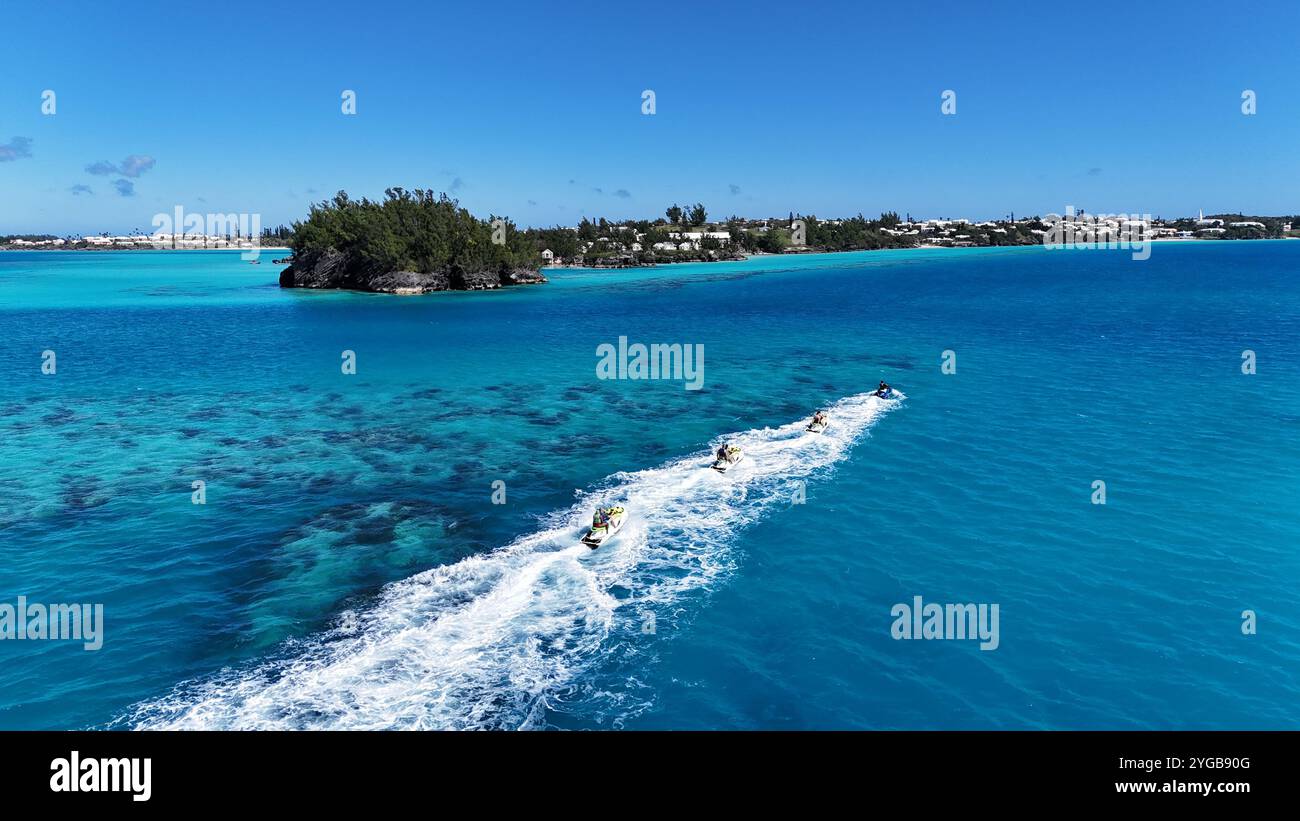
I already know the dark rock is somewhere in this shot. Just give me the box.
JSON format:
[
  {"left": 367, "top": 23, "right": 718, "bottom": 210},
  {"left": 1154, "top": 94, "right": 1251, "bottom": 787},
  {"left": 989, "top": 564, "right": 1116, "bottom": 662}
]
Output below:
[
  {"left": 500, "top": 267, "right": 548, "bottom": 286},
  {"left": 279, "top": 248, "right": 547, "bottom": 294},
  {"left": 451, "top": 267, "right": 502, "bottom": 291},
  {"left": 369, "top": 270, "right": 451, "bottom": 293}
]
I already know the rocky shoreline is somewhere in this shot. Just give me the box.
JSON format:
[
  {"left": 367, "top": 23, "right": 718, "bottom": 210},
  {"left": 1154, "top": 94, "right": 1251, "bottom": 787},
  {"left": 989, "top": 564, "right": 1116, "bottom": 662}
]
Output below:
[{"left": 277, "top": 248, "right": 547, "bottom": 294}]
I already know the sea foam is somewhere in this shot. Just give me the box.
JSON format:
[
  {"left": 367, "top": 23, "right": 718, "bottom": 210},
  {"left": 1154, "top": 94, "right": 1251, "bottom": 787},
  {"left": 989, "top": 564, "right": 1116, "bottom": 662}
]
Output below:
[{"left": 123, "top": 391, "right": 903, "bottom": 730}]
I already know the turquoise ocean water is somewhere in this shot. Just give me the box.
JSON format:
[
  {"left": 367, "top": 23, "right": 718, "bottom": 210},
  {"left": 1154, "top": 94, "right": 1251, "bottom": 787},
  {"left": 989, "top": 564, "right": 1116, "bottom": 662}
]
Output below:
[{"left": 0, "top": 242, "right": 1297, "bottom": 729}]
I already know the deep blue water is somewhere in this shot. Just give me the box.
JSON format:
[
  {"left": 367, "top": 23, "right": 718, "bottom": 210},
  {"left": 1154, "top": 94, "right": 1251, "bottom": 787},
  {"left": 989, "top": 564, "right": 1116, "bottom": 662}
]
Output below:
[{"left": 0, "top": 243, "right": 1297, "bottom": 729}]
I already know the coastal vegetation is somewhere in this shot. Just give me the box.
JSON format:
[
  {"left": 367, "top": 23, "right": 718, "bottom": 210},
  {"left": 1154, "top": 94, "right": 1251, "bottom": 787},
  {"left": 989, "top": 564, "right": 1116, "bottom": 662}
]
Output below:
[
  {"left": 514, "top": 208, "right": 1300, "bottom": 268},
  {"left": 278, "top": 188, "right": 546, "bottom": 293},
  {"left": 519, "top": 207, "right": 1043, "bottom": 268},
  {"left": 5, "top": 204, "right": 1299, "bottom": 265},
  {"left": 289, "top": 188, "right": 537, "bottom": 275}
]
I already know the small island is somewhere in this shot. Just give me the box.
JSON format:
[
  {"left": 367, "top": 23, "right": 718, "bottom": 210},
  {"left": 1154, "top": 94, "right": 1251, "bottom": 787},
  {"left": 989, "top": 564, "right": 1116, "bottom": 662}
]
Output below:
[{"left": 279, "top": 188, "right": 547, "bottom": 294}]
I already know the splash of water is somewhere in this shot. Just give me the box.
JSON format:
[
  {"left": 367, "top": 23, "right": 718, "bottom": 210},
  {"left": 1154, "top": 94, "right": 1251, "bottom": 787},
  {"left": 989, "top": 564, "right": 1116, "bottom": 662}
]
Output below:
[{"left": 123, "top": 391, "right": 903, "bottom": 729}]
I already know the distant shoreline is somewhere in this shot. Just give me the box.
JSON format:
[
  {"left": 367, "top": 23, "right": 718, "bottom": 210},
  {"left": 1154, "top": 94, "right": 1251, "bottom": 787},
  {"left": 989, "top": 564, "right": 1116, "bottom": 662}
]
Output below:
[
  {"left": 540, "top": 235, "right": 1300, "bottom": 269},
  {"left": 4, "top": 238, "right": 1295, "bottom": 261},
  {"left": 0, "top": 246, "right": 292, "bottom": 253}
]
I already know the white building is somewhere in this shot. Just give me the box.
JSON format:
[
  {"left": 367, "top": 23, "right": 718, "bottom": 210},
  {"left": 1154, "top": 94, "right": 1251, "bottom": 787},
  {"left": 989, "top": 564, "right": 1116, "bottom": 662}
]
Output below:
[
  {"left": 1195, "top": 210, "right": 1224, "bottom": 228},
  {"left": 668, "top": 231, "right": 731, "bottom": 244}
]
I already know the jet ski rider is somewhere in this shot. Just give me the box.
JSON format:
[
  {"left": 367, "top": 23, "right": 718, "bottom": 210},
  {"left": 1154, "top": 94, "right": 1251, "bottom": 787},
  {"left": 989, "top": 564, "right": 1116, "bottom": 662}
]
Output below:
[{"left": 877, "top": 380, "right": 891, "bottom": 396}]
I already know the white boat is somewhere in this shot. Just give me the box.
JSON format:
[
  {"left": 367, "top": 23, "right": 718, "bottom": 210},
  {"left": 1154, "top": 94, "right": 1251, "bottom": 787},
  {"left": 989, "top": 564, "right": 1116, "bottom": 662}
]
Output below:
[
  {"left": 581, "top": 506, "right": 627, "bottom": 549},
  {"left": 711, "top": 445, "right": 745, "bottom": 473},
  {"left": 806, "top": 413, "right": 829, "bottom": 433}
]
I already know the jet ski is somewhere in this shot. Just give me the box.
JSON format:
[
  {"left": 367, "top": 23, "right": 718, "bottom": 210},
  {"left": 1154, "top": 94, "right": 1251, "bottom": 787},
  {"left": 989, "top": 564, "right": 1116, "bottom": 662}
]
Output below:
[
  {"left": 874, "top": 385, "right": 899, "bottom": 400},
  {"left": 711, "top": 445, "right": 744, "bottom": 473},
  {"left": 806, "top": 412, "right": 829, "bottom": 433},
  {"left": 582, "top": 506, "right": 627, "bottom": 549}
]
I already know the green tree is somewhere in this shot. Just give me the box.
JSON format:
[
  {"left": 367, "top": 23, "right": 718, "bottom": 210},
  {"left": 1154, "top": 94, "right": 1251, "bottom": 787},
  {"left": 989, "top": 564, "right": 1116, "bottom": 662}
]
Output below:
[{"left": 289, "top": 188, "right": 539, "bottom": 274}]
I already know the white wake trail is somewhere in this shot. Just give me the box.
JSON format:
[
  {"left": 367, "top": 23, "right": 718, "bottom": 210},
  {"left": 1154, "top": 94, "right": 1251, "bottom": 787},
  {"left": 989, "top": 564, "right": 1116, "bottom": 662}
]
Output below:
[{"left": 125, "top": 391, "right": 903, "bottom": 730}]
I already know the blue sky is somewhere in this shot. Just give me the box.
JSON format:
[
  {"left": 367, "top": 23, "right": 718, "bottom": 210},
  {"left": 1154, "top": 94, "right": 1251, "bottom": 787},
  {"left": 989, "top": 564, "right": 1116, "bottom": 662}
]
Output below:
[{"left": 2, "top": 0, "right": 1298, "bottom": 234}]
